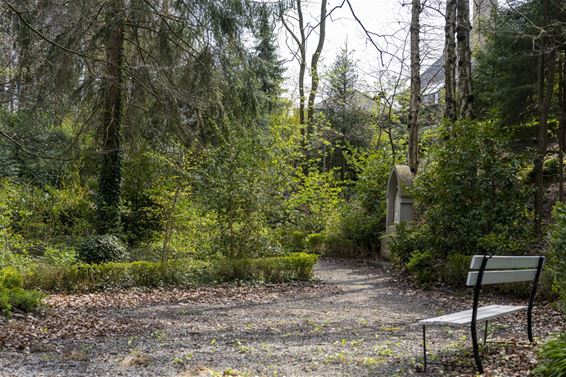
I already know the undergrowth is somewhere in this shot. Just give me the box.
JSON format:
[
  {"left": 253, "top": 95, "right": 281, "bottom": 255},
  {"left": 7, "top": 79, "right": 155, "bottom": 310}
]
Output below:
[{"left": 27, "top": 253, "right": 318, "bottom": 292}]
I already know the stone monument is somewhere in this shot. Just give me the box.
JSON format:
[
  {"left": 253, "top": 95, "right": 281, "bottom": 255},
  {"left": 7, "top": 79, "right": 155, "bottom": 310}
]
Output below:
[{"left": 380, "top": 165, "right": 414, "bottom": 259}]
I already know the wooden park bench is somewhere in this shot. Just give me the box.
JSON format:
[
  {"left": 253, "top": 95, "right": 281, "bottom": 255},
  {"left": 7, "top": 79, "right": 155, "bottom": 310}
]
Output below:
[{"left": 418, "top": 254, "right": 545, "bottom": 374}]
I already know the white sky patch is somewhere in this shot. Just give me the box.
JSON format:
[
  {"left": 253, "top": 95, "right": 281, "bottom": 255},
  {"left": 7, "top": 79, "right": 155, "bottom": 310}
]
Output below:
[{"left": 276, "top": 0, "right": 457, "bottom": 102}]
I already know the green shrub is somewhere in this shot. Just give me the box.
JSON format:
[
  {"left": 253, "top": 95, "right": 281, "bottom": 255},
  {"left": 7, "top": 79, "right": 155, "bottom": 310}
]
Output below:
[
  {"left": 43, "top": 246, "right": 77, "bottom": 266},
  {"left": 549, "top": 203, "right": 566, "bottom": 312},
  {"left": 212, "top": 253, "right": 318, "bottom": 283},
  {"left": 412, "top": 120, "right": 532, "bottom": 258},
  {"left": 305, "top": 233, "right": 325, "bottom": 253},
  {"left": 8, "top": 288, "right": 45, "bottom": 313},
  {"left": 0, "top": 289, "right": 11, "bottom": 317},
  {"left": 440, "top": 254, "right": 472, "bottom": 287},
  {"left": 0, "top": 287, "right": 45, "bottom": 317},
  {"left": 407, "top": 250, "right": 437, "bottom": 287},
  {"left": 0, "top": 266, "right": 24, "bottom": 289},
  {"left": 390, "top": 222, "right": 429, "bottom": 268},
  {"left": 526, "top": 157, "right": 562, "bottom": 184},
  {"left": 322, "top": 202, "right": 383, "bottom": 258},
  {"left": 286, "top": 230, "right": 306, "bottom": 252},
  {"left": 77, "top": 235, "right": 128, "bottom": 264},
  {"left": 534, "top": 333, "right": 566, "bottom": 377},
  {"left": 27, "top": 253, "right": 318, "bottom": 292},
  {"left": 322, "top": 237, "right": 358, "bottom": 257}
]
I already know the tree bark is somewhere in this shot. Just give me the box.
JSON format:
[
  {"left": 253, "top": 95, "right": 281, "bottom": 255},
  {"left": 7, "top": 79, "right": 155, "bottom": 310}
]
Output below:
[
  {"left": 534, "top": 47, "right": 557, "bottom": 237},
  {"left": 456, "top": 0, "right": 473, "bottom": 119},
  {"left": 297, "top": 0, "right": 307, "bottom": 127},
  {"left": 306, "top": 0, "right": 328, "bottom": 134},
  {"left": 559, "top": 51, "right": 566, "bottom": 202},
  {"left": 97, "top": 0, "right": 125, "bottom": 234},
  {"left": 444, "top": 0, "right": 457, "bottom": 120},
  {"left": 408, "top": 0, "right": 421, "bottom": 174}
]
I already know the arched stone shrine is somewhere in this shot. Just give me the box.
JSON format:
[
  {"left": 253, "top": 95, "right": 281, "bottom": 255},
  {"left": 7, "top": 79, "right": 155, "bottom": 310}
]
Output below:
[{"left": 380, "top": 165, "right": 414, "bottom": 259}]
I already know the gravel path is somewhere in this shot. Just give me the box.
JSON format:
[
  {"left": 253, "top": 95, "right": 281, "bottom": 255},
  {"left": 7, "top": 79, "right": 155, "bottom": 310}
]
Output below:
[{"left": 0, "top": 258, "right": 552, "bottom": 376}]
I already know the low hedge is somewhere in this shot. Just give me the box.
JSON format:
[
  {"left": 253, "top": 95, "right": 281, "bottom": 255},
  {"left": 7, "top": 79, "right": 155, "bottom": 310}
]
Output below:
[{"left": 27, "top": 253, "right": 318, "bottom": 292}]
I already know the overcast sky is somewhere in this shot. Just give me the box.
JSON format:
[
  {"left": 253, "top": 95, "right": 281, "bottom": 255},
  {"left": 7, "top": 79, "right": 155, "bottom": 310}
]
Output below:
[{"left": 276, "top": 0, "right": 447, "bottom": 99}]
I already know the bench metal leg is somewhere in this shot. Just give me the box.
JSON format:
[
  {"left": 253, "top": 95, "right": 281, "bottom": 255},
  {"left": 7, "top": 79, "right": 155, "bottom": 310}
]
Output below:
[
  {"left": 483, "top": 321, "right": 488, "bottom": 346},
  {"left": 528, "top": 310, "right": 533, "bottom": 342},
  {"left": 471, "top": 323, "right": 484, "bottom": 374},
  {"left": 422, "top": 325, "right": 427, "bottom": 372}
]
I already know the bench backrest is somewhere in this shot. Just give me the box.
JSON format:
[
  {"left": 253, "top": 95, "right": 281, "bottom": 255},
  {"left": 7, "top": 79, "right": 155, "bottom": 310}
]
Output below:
[
  {"left": 466, "top": 256, "right": 544, "bottom": 286},
  {"left": 465, "top": 254, "right": 545, "bottom": 328}
]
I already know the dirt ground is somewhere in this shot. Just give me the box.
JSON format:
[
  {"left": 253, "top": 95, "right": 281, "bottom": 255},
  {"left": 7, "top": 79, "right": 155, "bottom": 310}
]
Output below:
[{"left": 0, "top": 258, "right": 563, "bottom": 377}]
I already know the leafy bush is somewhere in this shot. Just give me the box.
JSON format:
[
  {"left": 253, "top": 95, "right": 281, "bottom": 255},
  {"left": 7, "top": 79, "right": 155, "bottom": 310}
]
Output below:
[
  {"left": 305, "top": 233, "right": 325, "bottom": 253},
  {"left": 6, "top": 288, "right": 45, "bottom": 313},
  {"left": 0, "top": 289, "right": 11, "bottom": 317},
  {"left": 549, "top": 203, "right": 566, "bottom": 312},
  {"left": 534, "top": 333, "right": 566, "bottom": 377},
  {"left": 213, "top": 253, "right": 318, "bottom": 282},
  {"left": 281, "top": 229, "right": 306, "bottom": 252},
  {"left": 77, "top": 235, "right": 128, "bottom": 264},
  {"left": 0, "top": 266, "right": 24, "bottom": 289},
  {"left": 406, "top": 250, "right": 437, "bottom": 286},
  {"left": 391, "top": 120, "right": 534, "bottom": 287},
  {"left": 440, "top": 254, "right": 472, "bottom": 287},
  {"left": 0, "top": 270, "right": 44, "bottom": 317},
  {"left": 390, "top": 222, "right": 429, "bottom": 268},
  {"left": 28, "top": 253, "right": 318, "bottom": 292},
  {"left": 322, "top": 202, "right": 383, "bottom": 258},
  {"left": 28, "top": 259, "right": 209, "bottom": 292},
  {"left": 525, "top": 157, "right": 562, "bottom": 184},
  {"left": 43, "top": 246, "right": 77, "bottom": 266},
  {"left": 413, "top": 120, "right": 532, "bottom": 258}
]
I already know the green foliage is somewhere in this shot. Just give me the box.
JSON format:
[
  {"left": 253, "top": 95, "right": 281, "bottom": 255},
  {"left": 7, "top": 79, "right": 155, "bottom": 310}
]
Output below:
[
  {"left": 121, "top": 149, "right": 167, "bottom": 247},
  {"left": 305, "top": 233, "right": 325, "bottom": 253},
  {"left": 0, "top": 267, "right": 44, "bottom": 317},
  {"left": 474, "top": 1, "right": 541, "bottom": 125},
  {"left": 77, "top": 235, "right": 128, "bottom": 264},
  {"left": 29, "top": 259, "right": 210, "bottom": 292},
  {"left": 0, "top": 267, "right": 24, "bottom": 289},
  {"left": 281, "top": 230, "right": 306, "bottom": 252},
  {"left": 27, "top": 253, "right": 318, "bottom": 292},
  {"left": 0, "top": 289, "right": 10, "bottom": 317},
  {"left": 321, "top": 45, "right": 374, "bottom": 149},
  {"left": 6, "top": 287, "right": 45, "bottom": 313},
  {"left": 323, "top": 203, "right": 382, "bottom": 257},
  {"left": 286, "top": 166, "right": 344, "bottom": 234},
  {"left": 42, "top": 246, "right": 77, "bottom": 266},
  {"left": 193, "top": 129, "right": 286, "bottom": 259},
  {"left": 392, "top": 120, "right": 533, "bottom": 286},
  {"left": 526, "top": 157, "right": 563, "bottom": 184},
  {"left": 213, "top": 253, "right": 318, "bottom": 283},
  {"left": 390, "top": 222, "right": 429, "bottom": 268},
  {"left": 440, "top": 254, "right": 472, "bottom": 287},
  {"left": 413, "top": 120, "right": 532, "bottom": 257},
  {"left": 406, "top": 250, "right": 437, "bottom": 287},
  {"left": 534, "top": 333, "right": 566, "bottom": 377},
  {"left": 549, "top": 203, "right": 566, "bottom": 312}
]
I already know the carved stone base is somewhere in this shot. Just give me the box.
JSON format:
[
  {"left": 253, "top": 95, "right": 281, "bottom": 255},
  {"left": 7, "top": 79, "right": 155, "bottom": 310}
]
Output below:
[{"left": 380, "top": 225, "right": 397, "bottom": 260}]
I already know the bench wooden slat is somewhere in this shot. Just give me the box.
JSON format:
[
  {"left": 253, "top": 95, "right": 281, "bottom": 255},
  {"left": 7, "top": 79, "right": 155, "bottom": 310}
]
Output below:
[
  {"left": 419, "top": 304, "right": 528, "bottom": 327},
  {"left": 469, "top": 255, "right": 541, "bottom": 270},
  {"left": 466, "top": 269, "right": 537, "bottom": 286}
]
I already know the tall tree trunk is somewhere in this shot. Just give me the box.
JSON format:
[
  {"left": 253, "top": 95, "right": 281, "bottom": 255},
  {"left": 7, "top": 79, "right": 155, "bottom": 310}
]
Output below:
[
  {"left": 444, "top": 0, "right": 457, "bottom": 120},
  {"left": 408, "top": 0, "right": 421, "bottom": 174},
  {"left": 297, "top": 0, "right": 306, "bottom": 128},
  {"left": 97, "top": 0, "right": 125, "bottom": 234},
  {"left": 534, "top": 48, "right": 557, "bottom": 236},
  {"left": 456, "top": 0, "right": 473, "bottom": 119},
  {"left": 559, "top": 51, "right": 566, "bottom": 202},
  {"left": 306, "top": 0, "right": 328, "bottom": 134}
]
